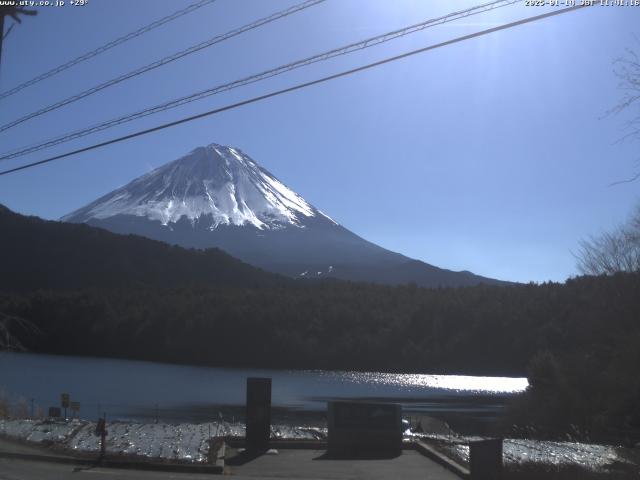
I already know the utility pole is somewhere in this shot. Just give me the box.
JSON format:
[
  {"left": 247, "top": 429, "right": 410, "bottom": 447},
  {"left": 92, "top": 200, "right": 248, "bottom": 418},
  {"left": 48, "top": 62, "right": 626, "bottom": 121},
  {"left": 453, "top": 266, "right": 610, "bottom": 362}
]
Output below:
[
  {"left": 95, "top": 413, "right": 107, "bottom": 461},
  {"left": 0, "top": 13, "right": 5, "bottom": 72},
  {"left": 100, "top": 412, "right": 107, "bottom": 459},
  {"left": 0, "top": 6, "right": 37, "bottom": 74}
]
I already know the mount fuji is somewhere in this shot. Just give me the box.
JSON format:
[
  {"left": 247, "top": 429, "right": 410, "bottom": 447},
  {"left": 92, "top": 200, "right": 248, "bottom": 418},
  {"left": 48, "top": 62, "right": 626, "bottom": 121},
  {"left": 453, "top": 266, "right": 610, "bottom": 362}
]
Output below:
[{"left": 62, "top": 143, "right": 504, "bottom": 287}]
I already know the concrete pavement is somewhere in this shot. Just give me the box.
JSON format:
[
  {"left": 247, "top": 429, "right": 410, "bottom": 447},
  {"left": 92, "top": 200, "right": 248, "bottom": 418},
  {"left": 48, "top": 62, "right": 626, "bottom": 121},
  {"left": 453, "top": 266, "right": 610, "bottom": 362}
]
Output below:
[
  {"left": 0, "top": 435, "right": 463, "bottom": 479},
  {"left": 0, "top": 451, "right": 461, "bottom": 480},
  {"left": 0, "top": 458, "right": 214, "bottom": 480},
  {"left": 225, "top": 448, "right": 461, "bottom": 479}
]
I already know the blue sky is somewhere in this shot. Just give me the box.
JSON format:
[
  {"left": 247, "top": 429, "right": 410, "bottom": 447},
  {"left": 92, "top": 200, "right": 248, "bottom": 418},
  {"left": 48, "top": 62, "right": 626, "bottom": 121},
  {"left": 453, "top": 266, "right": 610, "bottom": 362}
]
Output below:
[{"left": 0, "top": 0, "right": 638, "bottom": 283}]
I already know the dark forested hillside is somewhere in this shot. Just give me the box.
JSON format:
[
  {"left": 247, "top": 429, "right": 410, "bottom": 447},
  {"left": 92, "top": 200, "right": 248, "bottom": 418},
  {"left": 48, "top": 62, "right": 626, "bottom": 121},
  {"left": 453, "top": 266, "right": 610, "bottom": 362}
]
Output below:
[
  {"left": 0, "top": 205, "right": 285, "bottom": 291},
  {"left": 3, "top": 274, "right": 638, "bottom": 378},
  {"left": 1, "top": 204, "right": 639, "bottom": 441}
]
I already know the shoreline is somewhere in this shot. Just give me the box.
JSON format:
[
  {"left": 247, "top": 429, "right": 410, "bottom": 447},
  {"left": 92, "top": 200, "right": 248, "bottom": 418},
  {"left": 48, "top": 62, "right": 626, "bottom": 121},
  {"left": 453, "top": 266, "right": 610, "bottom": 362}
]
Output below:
[
  {"left": 0, "top": 417, "right": 635, "bottom": 473},
  {"left": 0, "top": 351, "right": 529, "bottom": 387}
]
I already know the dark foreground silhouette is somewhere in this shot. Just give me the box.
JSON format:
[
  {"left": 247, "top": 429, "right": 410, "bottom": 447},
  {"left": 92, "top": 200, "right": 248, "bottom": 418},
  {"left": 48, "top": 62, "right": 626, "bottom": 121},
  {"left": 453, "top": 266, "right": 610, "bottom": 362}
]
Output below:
[{"left": 1, "top": 205, "right": 639, "bottom": 444}]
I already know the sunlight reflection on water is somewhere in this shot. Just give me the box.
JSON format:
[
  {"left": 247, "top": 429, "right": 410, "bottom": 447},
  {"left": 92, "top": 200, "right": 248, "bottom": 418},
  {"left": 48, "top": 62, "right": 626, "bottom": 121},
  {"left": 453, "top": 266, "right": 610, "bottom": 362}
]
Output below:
[
  {"left": 0, "top": 353, "right": 528, "bottom": 421},
  {"left": 331, "top": 371, "right": 528, "bottom": 393}
]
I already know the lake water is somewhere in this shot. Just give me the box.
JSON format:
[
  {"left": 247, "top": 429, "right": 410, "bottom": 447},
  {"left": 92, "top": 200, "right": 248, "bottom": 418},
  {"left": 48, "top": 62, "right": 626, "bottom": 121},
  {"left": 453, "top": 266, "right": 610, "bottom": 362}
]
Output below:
[
  {"left": 0, "top": 352, "right": 527, "bottom": 425},
  {"left": 3, "top": 354, "right": 630, "bottom": 472}
]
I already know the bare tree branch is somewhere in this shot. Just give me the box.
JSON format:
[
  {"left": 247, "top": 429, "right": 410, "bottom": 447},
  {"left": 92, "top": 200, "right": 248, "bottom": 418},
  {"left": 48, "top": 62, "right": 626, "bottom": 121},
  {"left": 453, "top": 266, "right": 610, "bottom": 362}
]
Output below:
[
  {"left": 0, "top": 6, "right": 37, "bottom": 24},
  {"left": 0, "top": 312, "right": 41, "bottom": 352},
  {"left": 576, "top": 205, "right": 640, "bottom": 275},
  {"left": 605, "top": 42, "right": 640, "bottom": 185},
  {"left": 609, "top": 170, "right": 640, "bottom": 186}
]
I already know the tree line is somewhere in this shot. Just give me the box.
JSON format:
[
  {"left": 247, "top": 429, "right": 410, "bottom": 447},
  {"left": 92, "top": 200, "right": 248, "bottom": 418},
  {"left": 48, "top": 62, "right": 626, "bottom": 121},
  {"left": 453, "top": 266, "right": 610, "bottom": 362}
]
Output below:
[{"left": 1, "top": 273, "right": 639, "bottom": 442}]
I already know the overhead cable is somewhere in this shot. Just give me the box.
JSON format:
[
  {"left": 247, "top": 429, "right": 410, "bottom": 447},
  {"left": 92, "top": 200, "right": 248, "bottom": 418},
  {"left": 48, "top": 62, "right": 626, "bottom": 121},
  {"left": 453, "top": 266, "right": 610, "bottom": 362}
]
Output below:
[
  {"left": 0, "top": 0, "right": 217, "bottom": 100},
  {"left": 0, "top": 4, "right": 593, "bottom": 177},
  {"left": 0, "top": 0, "right": 521, "bottom": 159},
  {"left": 0, "top": 0, "right": 326, "bottom": 132}
]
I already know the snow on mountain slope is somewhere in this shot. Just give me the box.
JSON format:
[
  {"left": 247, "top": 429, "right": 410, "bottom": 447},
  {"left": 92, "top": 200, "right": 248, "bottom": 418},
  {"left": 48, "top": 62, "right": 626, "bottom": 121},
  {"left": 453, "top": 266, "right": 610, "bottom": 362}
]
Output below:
[
  {"left": 62, "top": 144, "right": 336, "bottom": 231},
  {"left": 63, "top": 143, "right": 507, "bottom": 287}
]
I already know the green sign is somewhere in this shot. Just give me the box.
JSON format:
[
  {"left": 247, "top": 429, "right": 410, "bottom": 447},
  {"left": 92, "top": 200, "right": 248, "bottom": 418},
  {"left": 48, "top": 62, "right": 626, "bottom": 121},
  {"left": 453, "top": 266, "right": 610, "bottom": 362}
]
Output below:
[{"left": 61, "top": 393, "right": 70, "bottom": 408}]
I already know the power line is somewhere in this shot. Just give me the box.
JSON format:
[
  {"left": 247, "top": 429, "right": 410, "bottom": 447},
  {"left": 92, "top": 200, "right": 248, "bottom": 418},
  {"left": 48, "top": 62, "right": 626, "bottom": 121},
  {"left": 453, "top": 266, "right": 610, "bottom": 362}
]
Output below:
[
  {"left": 0, "top": 3, "right": 593, "bottom": 178},
  {"left": 0, "top": 0, "right": 216, "bottom": 100},
  {"left": 0, "top": 0, "right": 326, "bottom": 133},
  {"left": 0, "top": 0, "right": 522, "bottom": 161}
]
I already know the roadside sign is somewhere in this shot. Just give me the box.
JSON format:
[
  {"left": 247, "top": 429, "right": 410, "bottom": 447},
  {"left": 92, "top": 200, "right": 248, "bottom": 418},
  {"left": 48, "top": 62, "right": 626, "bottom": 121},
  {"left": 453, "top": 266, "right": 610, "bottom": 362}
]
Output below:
[
  {"left": 48, "top": 407, "right": 61, "bottom": 418},
  {"left": 70, "top": 401, "right": 80, "bottom": 412},
  {"left": 61, "top": 393, "right": 70, "bottom": 408}
]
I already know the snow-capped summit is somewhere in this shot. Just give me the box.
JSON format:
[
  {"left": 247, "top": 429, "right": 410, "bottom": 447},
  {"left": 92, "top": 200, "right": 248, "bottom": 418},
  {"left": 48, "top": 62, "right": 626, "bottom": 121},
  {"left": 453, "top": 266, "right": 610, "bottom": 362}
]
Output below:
[
  {"left": 63, "top": 143, "right": 505, "bottom": 288},
  {"left": 62, "top": 144, "right": 335, "bottom": 231}
]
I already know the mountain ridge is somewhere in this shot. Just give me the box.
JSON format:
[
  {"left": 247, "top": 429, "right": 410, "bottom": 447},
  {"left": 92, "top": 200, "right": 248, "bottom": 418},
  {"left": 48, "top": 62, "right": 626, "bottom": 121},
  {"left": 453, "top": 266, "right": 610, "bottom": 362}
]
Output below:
[
  {"left": 62, "top": 144, "right": 336, "bottom": 230},
  {"left": 63, "top": 143, "right": 509, "bottom": 287},
  {"left": 0, "top": 204, "right": 285, "bottom": 292}
]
